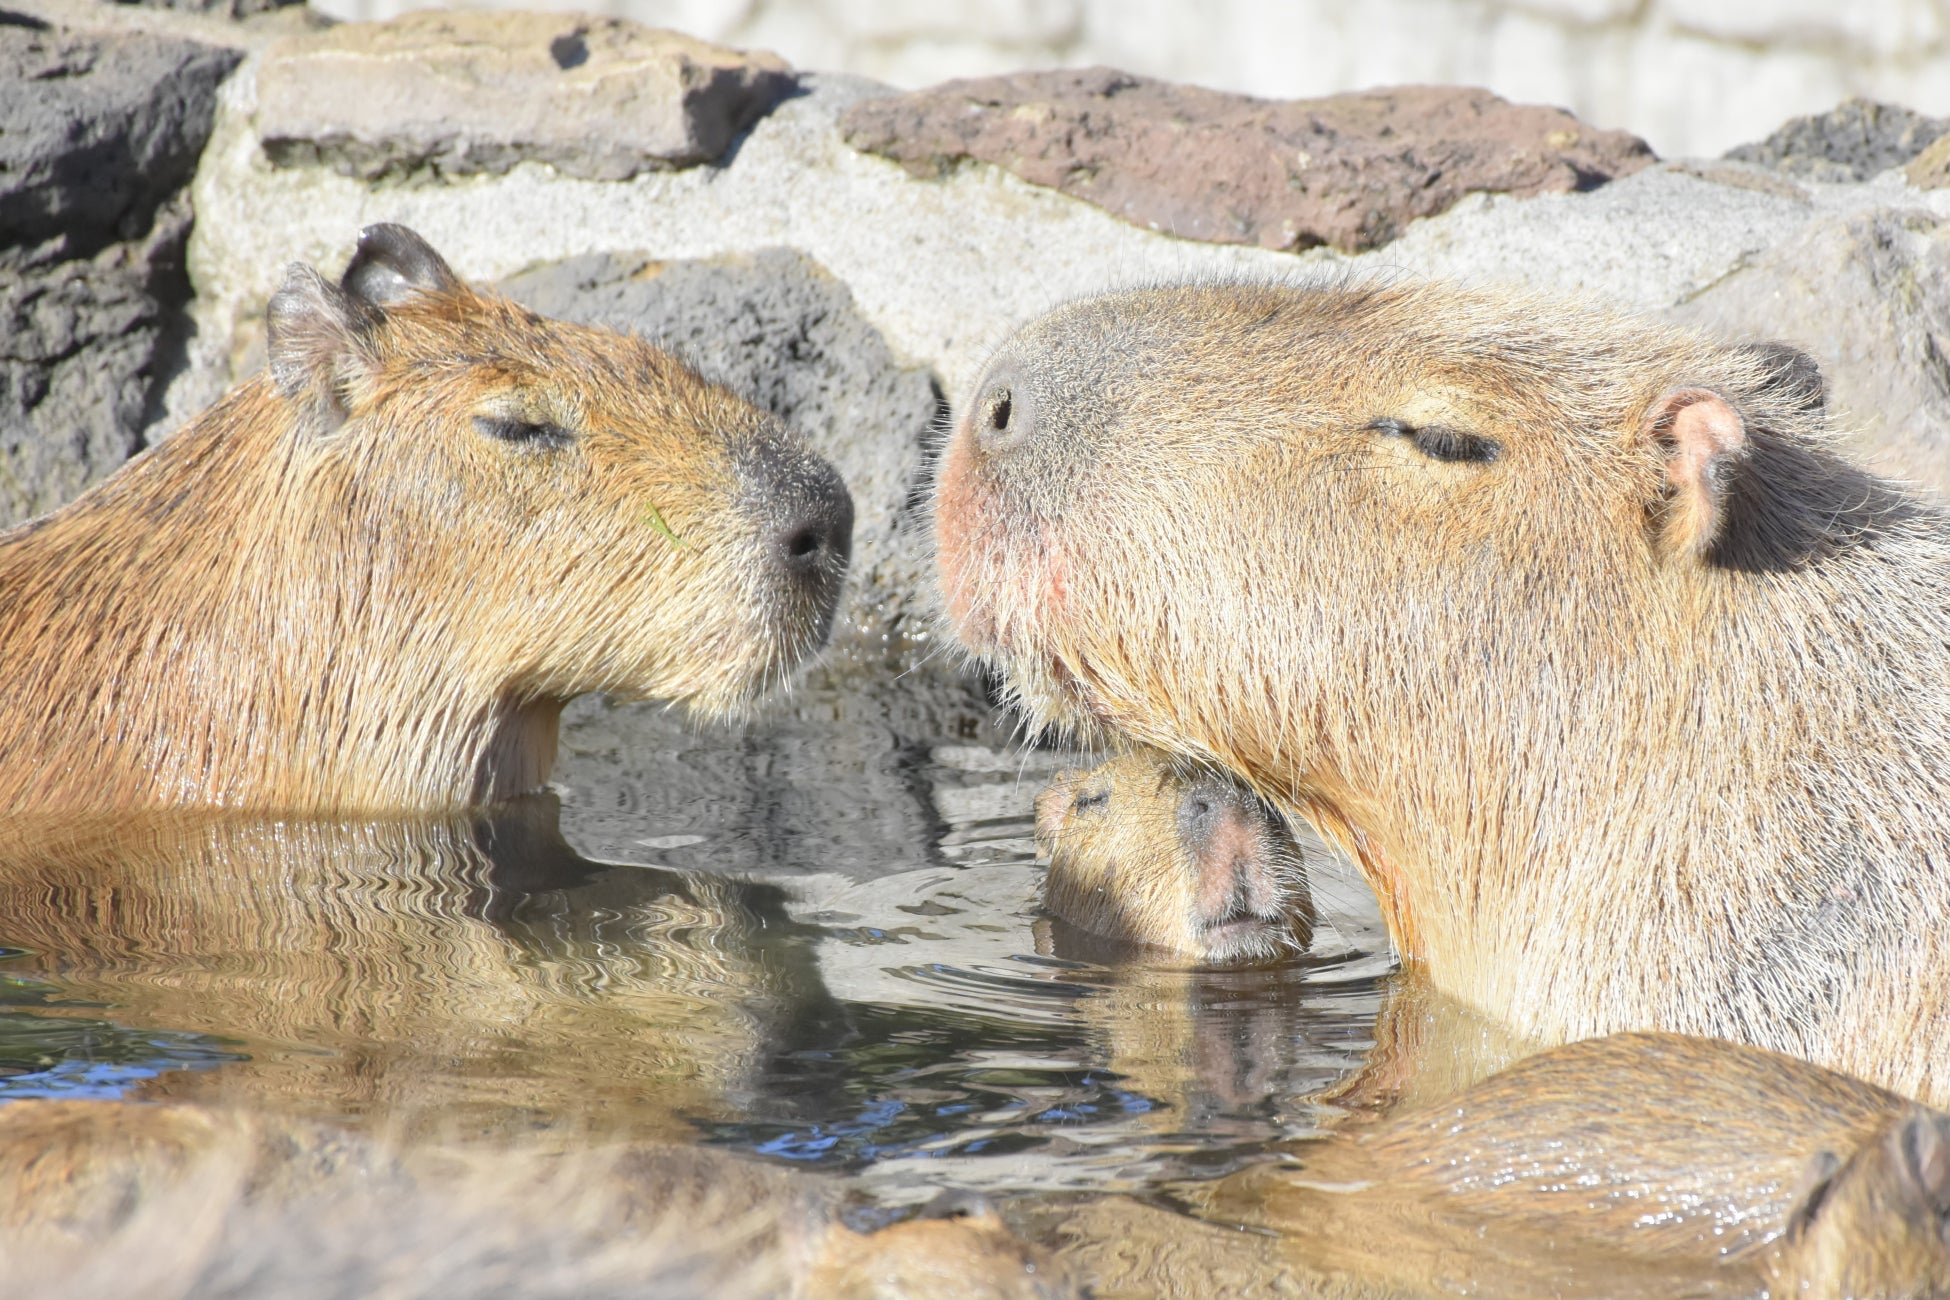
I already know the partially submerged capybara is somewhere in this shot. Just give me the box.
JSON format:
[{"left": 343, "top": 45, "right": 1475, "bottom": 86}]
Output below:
[
  {"left": 934, "top": 279, "right": 1950, "bottom": 1103},
  {"left": 0, "top": 224, "right": 852, "bottom": 814},
  {"left": 1034, "top": 750, "right": 1312, "bottom": 965},
  {"left": 0, "top": 1099, "right": 1076, "bottom": 1300},
  {"left": 1056, "top": 1033, "right": 1950, "bottom": 1299},
  {"left": 0, "top": 799, "right": 833, "bottom": 1138}
]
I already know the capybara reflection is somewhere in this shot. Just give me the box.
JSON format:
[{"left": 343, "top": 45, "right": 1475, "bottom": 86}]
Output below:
[
  {"left": 0, "top": 1099, "right": 1076, "bottom": 1300},
  {"left": 1034, "top": 751, "right": 1311, "bottom": 965},
  {"left": 935, "top": 280, "right": 1950, "bottom": 1103},
  {"left": 0, "top": 223, "right": 852, "bottom": 815},
  {"left": 0, "top": 799, "right": 839, "bottom": 1139},
  {"left": 1058, "top": 1034, "right": 1950, "bottom": 1299}
]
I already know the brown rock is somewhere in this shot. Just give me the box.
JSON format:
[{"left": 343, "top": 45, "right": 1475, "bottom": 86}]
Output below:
[
  {"left": 1906, "top": 133, "right": 1950, "bottom": 189},
  {"left": 254, "top": 11, "right": 795, "bottom": 182},
  {"left": 842, "top": 68, "right": 1655, "bottom": 253}
]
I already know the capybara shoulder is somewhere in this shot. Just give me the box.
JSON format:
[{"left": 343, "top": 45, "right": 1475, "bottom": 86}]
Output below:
[
  {"left": 936, "top": 277, "right": 1950, "bottom": 1102},
  {"left": 1034, "top": 749, "right": 1310, "bottom": 965},
  {"left": 0, "top": 223, "right": 852, "bottom": 814}
]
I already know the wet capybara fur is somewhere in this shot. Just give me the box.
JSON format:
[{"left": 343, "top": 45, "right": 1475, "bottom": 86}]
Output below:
[
  {"left": 1212, "top": 1033, "right": 1950, "bottom": 1298},
  {"left": 935, "top": 279, "right": 1950, "bottom": 1103},
  {"left": 0, "top": 224, "right": 852, "bottom": 815},
  {"left": 1035, "top": 750, "right": 1311, "bottom": 965},
  {"left": 0, "top": 1100, "right": 1076, "bottom": 1300}
]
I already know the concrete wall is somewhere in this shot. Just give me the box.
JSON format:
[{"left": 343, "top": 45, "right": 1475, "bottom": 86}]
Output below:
[{"left": 300, "top": 0, "right": 1950, "bottom": 158}]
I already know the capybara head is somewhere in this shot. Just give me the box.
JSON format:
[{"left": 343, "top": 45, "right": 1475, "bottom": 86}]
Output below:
[
  {"left": 1775, "top": 1108, "right": 1950, "bottom": 1299},
  {"left": 931, "top": 277, "right": 1942, "bottom": 996},
  {"left": 1034, "top": 751, "right": 1311, "bottom": 966},
  {"left": 269, "top": 223, "right": 853, "bottom": 717},
  {"left": 0, "top": 223, "right": 854, "bottom": 811}
]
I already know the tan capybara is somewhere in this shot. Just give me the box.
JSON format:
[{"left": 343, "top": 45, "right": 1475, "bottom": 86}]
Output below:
[
  {"left": 934, "top": 280, "right": 1950, "bottom": 1104},
  {"left": 1056, "top": 1033, "right": 1950, "bottom": 1299},
  {"left": 1034, "top": 750, "right": 1312, "bottom": 965},
  {"left": 0, "top": 223, "right": 852, "bottom": 815},
  {"left": 0, "top": 799, "right": 836, "bottom": 1141},
  {"left": 0, "top": 1099, "right": 1077, "bottom": 1300}
]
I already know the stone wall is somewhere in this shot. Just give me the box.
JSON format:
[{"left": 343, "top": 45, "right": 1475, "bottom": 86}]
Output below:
[{"left": 300, "top": 0, "right": 1950, "bottom": 158}]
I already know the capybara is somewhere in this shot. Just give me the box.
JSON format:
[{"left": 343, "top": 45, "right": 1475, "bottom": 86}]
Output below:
[
  {"left": 933, "top": 279, "right": 1950, "bottom": 1103},
  {"left": 0, "top": 798, "right": 838, "bottom": 1139},
  {"left": 0, "top": 1099, "right": 1076, "bottom": 1300},
  {"left": 1057, "top": 1033, "right": 1950, "bottom": 1299},
  {"left": 0, "top": 223, "right": 852, "bottom": 815},
  {"left": 1034, "top": 750, "right": 1312, "bottom": 965}
]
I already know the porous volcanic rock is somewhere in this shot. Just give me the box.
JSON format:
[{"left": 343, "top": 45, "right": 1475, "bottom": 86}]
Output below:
[
  {"left": 1674, "top": 208, "right": 1950, "bottom": 497},
  {"left": 1725, "top": 98, "right": 1950, "bottom": 183},
  {"left": 500, "top": 248, "right": 963, "bottom": 722},
  {"left": 0, "top": 18, "right": 239, "bottom": 527},
  {"left": 841, "top": 68, "right": 1656, "bottom": 253},
  {"left": 254, "top": 11, "right": 797, "bottom": 182},
  {"left": 114, "top": 0, "right": 301, "bottom": 16}
]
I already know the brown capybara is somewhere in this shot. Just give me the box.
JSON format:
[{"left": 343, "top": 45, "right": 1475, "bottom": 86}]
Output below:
[
  {"left": 0, "top": 799, "right": 836, "bottom": 1141},
  {"left": 1058, "top": 1033, "right": 1950, "bottom": 1299},
  {"left": 1034, "top": 750, "right": 1312, "bottom": 965},
  {"left": 0, "top": 223, "right": 852, "bottom": 815},
  {"left": 0, "top": 1099, "right": 1077, "bottom": 1300},
  {"left": 933, "top": 279, "right": 1950, "bottom": 1104}
]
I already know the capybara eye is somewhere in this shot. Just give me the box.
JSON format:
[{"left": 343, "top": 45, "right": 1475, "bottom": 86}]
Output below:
[
  {"left": 980, "top": 387, "right": 1012, "bottom": 434},
  {"left": 1072, "top": 787, "right": 1111, "bottom": 813},
  {"left": 472, "top": 415, "right": 573, "bottom": 449},
  {"left": 1368, "top": 416, "right": 1500, "bottom": 465}
]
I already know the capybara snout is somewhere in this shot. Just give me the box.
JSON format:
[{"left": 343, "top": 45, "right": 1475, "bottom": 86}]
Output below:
[
  {"left": 1035, "top": 750, "right": 1312, "bottom": 966},
  {"left": 0, "top": 223, "right": 856, "bottom": 812}
]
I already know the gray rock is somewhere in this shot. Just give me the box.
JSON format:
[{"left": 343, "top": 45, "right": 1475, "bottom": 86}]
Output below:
[
  {"left": 113, "top": 0, "right": 301, "bottom": 17},
  {"left": 0, "top": 21, "right": 240, "bottom": 527},
  {"left": 500, "top": 246, "right": 984, "bottom": 733},
  {"left": 254, "top": 11, "right": 797, "bottom": 182},
  {"left": 1673, "top": 208, "right": 1950, "bottom": 497},
  {"left": 1724, "top": 98, "right": 1948, "bottom": 183}
]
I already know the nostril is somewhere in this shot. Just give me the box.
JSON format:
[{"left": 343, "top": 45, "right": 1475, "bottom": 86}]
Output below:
[
  {"left": 784, "top": 525, "right": 821, "bottom": 560},
  {"left": 970, "top": 378, "right": 1030, "bottom": 451}
]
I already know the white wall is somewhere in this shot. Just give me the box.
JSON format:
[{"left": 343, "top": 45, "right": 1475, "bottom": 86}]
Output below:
[{"left": 301, "top": 0, "right": 1950, "bottom": 158}]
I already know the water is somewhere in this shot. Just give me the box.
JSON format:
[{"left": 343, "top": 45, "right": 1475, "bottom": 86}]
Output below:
[{"left": 0, "top": 701, "right": 1391, "bottom": 1208}]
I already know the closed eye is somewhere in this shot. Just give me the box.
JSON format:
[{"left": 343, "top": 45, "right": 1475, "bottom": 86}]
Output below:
[
  {"left": 473, "top": 415, "right": 574, "bottom": 448},
  {"left": 1368, "top": 416, "right": 1499, "bottom": 464}
]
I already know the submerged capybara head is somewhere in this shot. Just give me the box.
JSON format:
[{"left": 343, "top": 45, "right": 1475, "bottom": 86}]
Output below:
[
  {"left": 1775, "top": 1108, "right": 1950, "bottom": 1299},
  {"left": 1034, "top": 750, "right": 1311, "bottom": 966},
  {"left": 266, "top": 224, "right": 854, "bottom": 717},
  {"left": 0, "top": 224, "right": 854, "bottom": 811}
]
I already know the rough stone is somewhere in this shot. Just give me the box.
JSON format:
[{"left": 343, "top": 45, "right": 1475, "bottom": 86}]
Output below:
[
  {"left": 840, "top": 68, "right": 1656, "bottom": 253},
  {"left": 1673, "top": 207, "right": 1950, "bottom": 499},
  {"left": 499, "top": 246, "right": 974, "bottom": 729},
  {"left": 1725, "top": 98, "right": 1950, "bottom": 183},
  {"left": 0, "top": 20, "right": 239, "bottom": 527},
  {"left": 1906, "top": 134, "right": 1950, "bottom": 189},
  {"left": 116, "top": 0, "right": 300, "bottom": 17},
  {"left": 254, "top": 11, "right": 797, "bottom": 182}
]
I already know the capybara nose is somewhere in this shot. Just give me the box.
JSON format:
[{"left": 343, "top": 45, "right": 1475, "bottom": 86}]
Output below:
[
  {"left": 968, "top": 372, "right": 1032, "bottom": 454},
  {"left": 742, "top": 442, "right": 854, "bottom": 586}
]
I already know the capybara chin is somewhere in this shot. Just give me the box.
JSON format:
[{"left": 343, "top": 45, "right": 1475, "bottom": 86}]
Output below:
[
  {"left": 934, "top": 279, "right": 1950, "bottom": 1104},
  {"left": 1034, "top": 750, "right": 1311, "bottom": 966},
  {"left": 0, "top": 224, "right": 853, "bottom": 815}
]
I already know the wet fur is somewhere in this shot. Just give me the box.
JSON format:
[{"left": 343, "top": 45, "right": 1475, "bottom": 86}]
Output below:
[{"left": 934, "top": 278, "right": 1950, "bottom": 1104}]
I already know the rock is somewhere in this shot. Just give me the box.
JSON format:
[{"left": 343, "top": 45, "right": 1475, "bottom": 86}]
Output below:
[
  {"left": 254, "top": 11, "right": 797, "bottom": 182},
  {"left": 0, "top": 20, "right": 239, "bottom": 527},
  {"left": 1725, "top": 98, "right": 1949, "bottom": 183},
  {"left": 840, "top": 69, "right": 1656, "bottom": 253},
  {"left": 114, "top": 0, "right": 300, "bottom": 17},
  {"left": 1673, "top": 208, "right": 1950, "bottom": 497},
  {"left": 1906, "top": 134, "right": 1950, "bottom": 189},
  {"left": 499, "top": 247, "right": 975, "bottom": 730}
]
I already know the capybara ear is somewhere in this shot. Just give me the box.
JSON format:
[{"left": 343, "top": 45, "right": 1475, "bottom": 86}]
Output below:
[
  {"left": 1644, "top": 388, "right": 1748, "bottom": 559},
  {"left": 340, "top": 223, "right": 462, "bottom": 309},
  {"left": 1738, "top": 340, "right": 1826, "bottom": 415},
  {"left": 1784, "top": 1148, "right": 1843, "bottom": 1240},
  {"left": 1894, "top": 1108, "right": 1950, "bottom": 1221},
  {"left": 265, "top": 262, "right": 382, "bottom": 431}
]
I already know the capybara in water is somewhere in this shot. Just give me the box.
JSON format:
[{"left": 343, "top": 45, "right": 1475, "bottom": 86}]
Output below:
[
  {"left": 0, "top": 224, "right": 852, "bottom": 815},
  {"left": 0, "top": 1099, "right": 1076, "bottom": 1300},
  {"left": 1034, "top": 750, "right": 1312, "bottom": 965},
  {"left": 0, "top": 798, "right": 837, "bottom": 1139},
  {"left": 1057, "top": 1033, "right": 1950, "bottom": 1298},
  {"left": 934, "top": 280, "right": 1950, "bottom": 1104}
]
